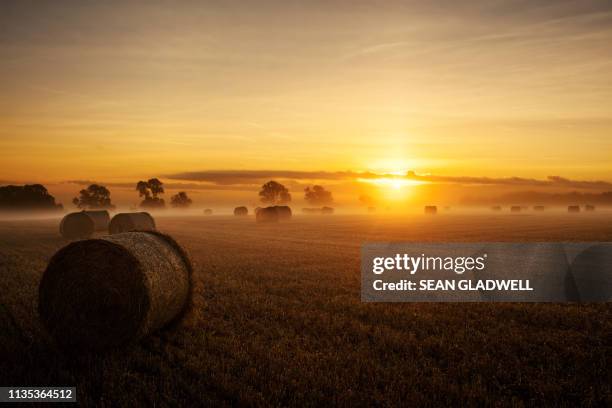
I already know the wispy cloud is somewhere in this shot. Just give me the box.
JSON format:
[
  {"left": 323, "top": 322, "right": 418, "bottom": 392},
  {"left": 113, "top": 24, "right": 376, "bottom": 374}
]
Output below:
[
  {"left": 163, "top": 170, "right": 612, "bottom": 190},
  {"left": 62, "top": 180, "right": 243, "bottom": 191}
]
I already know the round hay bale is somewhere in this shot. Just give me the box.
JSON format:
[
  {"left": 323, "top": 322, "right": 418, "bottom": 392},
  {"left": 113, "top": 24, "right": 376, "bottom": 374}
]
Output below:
[
  {"left": 533, "top": 205, "right": 545, "bottom": 211},
  {"left": 510, "top": 206, "right": 521, "bottom": 213},
  {"left": 585, "top": 204, "right": 595, "bottom": 212},
  {"left": 491, "top": 205, "right": 502, "bottom": 211},
  {"left": 60, "top": 210, "right": 109, "bottom": 239},
  {"left": 274, "top": 205, "right": 292, "bottom": 220},
  {"left": 568, "top": 205, "right": 580, "bottom": 213},
  {"left": 321, "top": 206, "right": 334, "bottom": 214},
  {"left": 256, "top": 206, "right": 278, "bottom": 223},
  {"left": 203, "top": 209, "right": 213, "bottom": 215},
  {"left": 38, "top": 231, "right": 192, "bottom": 350},
  {"left": 302, "top": 208, "right": 321, "bottom": 214},
  {"left": 424, "top": 206, "right": 437, "bottom": 215},
  {"left": 234, "top": 206, "right": 248, "bottom": 216},
  {"left": 109, "top": 212, "right": 155, "bottom": 234}
]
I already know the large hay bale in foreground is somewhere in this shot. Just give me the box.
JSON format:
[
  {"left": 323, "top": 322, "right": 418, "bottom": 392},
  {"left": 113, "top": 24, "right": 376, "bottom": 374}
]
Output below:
[
  {"left": 256, "top": 206, "right": 279, "bottom": 223},
  {"left": 424, "top": 206, "right": 437, "bottom": 215},
  {"left": 60, "top": 210, "right": 110, "bottom": 239},
  {"left": 39, "top": 231, "right": 192, "bottom": 349},
  {"left": 109, "top": 212, "right": 155, "bottom": 234},
  {"left": 274, "top": 205, "right": 292, "bottom": 220},
  {"left": 234, "top": 206, "right": 248, "bottom": 216}
]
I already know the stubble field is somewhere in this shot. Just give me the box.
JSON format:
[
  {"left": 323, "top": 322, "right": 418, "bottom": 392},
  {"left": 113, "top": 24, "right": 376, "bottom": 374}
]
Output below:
[{"left": 0, "top": 213, "right": 610, "bottom": 406}]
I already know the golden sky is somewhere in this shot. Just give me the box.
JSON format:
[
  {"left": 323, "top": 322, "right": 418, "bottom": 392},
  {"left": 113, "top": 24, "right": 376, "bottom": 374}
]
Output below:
[{"left": 1, "top": 1, "right": 611, "bottom": 206}]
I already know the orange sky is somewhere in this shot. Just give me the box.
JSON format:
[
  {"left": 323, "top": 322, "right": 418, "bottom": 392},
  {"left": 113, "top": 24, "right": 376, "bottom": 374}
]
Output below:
[{"left": 1, "top": 1, "right": 611, "bottom": 207}]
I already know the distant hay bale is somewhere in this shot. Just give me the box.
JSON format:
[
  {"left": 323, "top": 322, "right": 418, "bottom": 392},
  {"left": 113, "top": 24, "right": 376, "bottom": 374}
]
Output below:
[
  {"left": 256, "top": 206, "right": 279, "bottom": 223},
  {"left": 302, "top": 207, "right": 334, "bottom": 214},
  {"left": 534, "top": 205, "right": 545, "bottom": 211},
  {"left": 302, "top": 208, "right": 321, "bottom": 214},
  {"left": 38, "top": 231, "right": 192, "bottom": 350},
  {"left": 321, "top": 206, "right": 334, "bottom": 214},
  {"left": 585, "top": 204, "right": 595, "bottom": 212},
  {"left": 109, "top": 212, "right": 156, "bottom": 234},
  {"left": 510, "top": 206, "right": 521, "bottom": 213},
  {"left": 275, "top": 206, "right": 292, "bottom": 220},
  {"left": 203, "top": 209, "right": 213, "bottom": 215},
  {"left": 491, "top": 205, "right": 502, "bottom": 211},
  {"left": 424, "top": 206, "right": 437, "bottom": 215},
  {"left": 233, "top": 206, "right": 248, "bottom": 216},
  {"left": 568, "top": 205, "right": 580, "bottom": 213},
  {"left": 60, "top": 210, "right": 110, "bottom": 240}
]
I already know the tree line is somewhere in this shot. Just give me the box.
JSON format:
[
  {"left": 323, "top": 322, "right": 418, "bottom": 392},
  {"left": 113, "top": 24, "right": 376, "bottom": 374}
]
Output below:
[{"left": 0, "top": 179, "right": 335, "bottom": 211}]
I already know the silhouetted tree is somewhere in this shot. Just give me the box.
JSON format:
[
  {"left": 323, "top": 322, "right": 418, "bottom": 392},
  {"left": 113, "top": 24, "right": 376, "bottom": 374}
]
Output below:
[
  {"left": 259, "top": 181, "right": 291, "bottom": 204},
  {"left": 170, "top": 191, "right": 192, "bottom": 208},
  {"left": 148, "top": 178, "right": 164, "bottom": 197},
  {"left": 136, "top": 181, "right": 150, "bottom": 199},
  {"left": 0, "top": 184, "right": 63, "bottom": 211},
  {"left": 304, "top": 185, "right": 333, "bottom": 206},
  {"left": 72, "top": 184, "right": 115, "bottom": 209},
  {"left": 136, "top": 178, "right": 166, "bottom": 209},
  {"left": 359, "top": 194, "right": 376, "bottom": 206}
]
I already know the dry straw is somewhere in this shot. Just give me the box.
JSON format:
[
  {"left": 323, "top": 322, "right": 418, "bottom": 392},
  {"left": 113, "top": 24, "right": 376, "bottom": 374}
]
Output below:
[
  {"left": 39, "top": 231, "right": 192, "bottom": 350},
  {"left": 60, "top": 210, "right": 110, "bottom": 239},
  {"left": 109, "top": 212, "right": 155, "bottom": 234}
]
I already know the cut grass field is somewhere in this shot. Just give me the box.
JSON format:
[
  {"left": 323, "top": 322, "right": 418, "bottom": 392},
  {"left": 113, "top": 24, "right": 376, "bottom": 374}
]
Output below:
[{"left": 0, "top": 213, "right": 610, "bottom": 406}]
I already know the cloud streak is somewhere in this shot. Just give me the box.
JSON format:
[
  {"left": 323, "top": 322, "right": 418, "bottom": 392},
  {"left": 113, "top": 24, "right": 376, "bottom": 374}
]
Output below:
[{"left": 163, "top": 170, "right": 612, "bottom": 190}]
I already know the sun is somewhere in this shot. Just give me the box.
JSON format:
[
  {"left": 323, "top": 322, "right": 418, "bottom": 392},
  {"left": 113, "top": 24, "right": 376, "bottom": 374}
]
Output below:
[{"left": 358, "top": 176, "right": 425, "bottom": 201}]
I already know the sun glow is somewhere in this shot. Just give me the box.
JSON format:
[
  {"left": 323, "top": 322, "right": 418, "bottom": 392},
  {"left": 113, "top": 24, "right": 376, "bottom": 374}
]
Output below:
[
  {"left": 359, "top": 178, "right": 425, "bottom": 188},
  {"left": 357, "top": 176, "right": 426, "bottom": 201}
]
